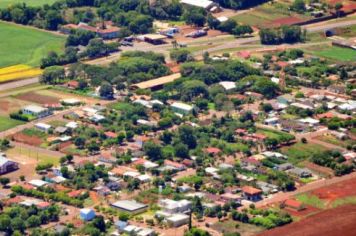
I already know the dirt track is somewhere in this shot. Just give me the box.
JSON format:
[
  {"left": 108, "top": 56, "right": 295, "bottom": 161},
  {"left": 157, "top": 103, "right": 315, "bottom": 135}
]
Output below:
[{"left": 258, "top": 204, "right": 356, "bottom": 236}]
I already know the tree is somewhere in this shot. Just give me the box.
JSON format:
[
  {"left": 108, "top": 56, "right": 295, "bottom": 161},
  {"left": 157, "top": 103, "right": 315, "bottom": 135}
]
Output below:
[
  {"left": 26, "top": 215, "right": 41, "bottom": 228},
  {"left": 92, "top": 215, "right": 106, "bottom": 232},
  {"left": 218, "top": 19, "right": 237, "bottom": 33},
  {"left": 184, "top": 228, "right": 210, "bottom": 236},
  {"left": 74, "top": 137, "right": 86, "bottom": 149},
  {"left": 41, "top": 66, "right": 65, "bottom": 84},
  {"left": 181, "top": 80, "right": 209, "bottom": 101},
  {"left": 170, "top": 49, "right": 192, "bottom": 63},
  {"left": 99, "top": 82, "right": 114, "bottom": 99},
  {"left": 144, "top": 141, "right": 163, "bottom": 161},
  {"left": 178, "top": 125, "right": 197, "bottom": 149},
  {"left": 291, "top": 0, "right": 306, "bottom": 13},
  {"left": 44, "top": 10, "right": 63, "bottom": 30},
  {"left": 174, "top": 143, "right": 189, "bottom": 159},
  {"left": 0, "top": 177, "right": 10, "bottom": 187}
]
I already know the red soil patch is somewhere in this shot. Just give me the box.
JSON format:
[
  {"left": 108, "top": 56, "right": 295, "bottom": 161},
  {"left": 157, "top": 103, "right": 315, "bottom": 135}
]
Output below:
[
  {"left": 16, "top": 92, "right": 59, "bottom": 105},
  {"left": 258, "top": 204, "right": 356, "bottom": 236},
  {"left": 284, "top": 204, "right": 320, "bottom": 218},
  {"left": 0, "top": 100, "right": 10, "bottom": 112},
  {"left": 311, "top": 178, "right": 356, "bottom": 203},
  {"left": 12, "top": 133, "right": 42, "bottom": 146}
]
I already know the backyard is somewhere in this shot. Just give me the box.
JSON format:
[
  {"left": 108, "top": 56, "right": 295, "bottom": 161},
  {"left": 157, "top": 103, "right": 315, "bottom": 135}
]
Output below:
[{"left": 280, "top": 142, "right": 327, "bottom": 165}]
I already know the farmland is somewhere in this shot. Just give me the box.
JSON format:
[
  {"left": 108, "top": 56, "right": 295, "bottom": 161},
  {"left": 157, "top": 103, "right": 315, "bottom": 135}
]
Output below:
[
  {"left": 0, "top": 64, "right": 42, "bottom": 83},
  {"left": 0, "top": 0, "right": 57, "bottom": 8},
  {"left": 232, "top": 3, "right": 308, "bottom": 28},
  {"left": 306, "top": 45, "right": 356, "bottom": 62},
  {"left": 0, "top": 21, "right": 65, "bottom": 68}
]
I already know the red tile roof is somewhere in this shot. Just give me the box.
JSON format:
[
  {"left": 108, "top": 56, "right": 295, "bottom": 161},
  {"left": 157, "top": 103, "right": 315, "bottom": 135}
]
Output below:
[
  {"left": 242, "top": 186, "right": 262, "bottom": 195},
  {"left": 284, "top": 199, "right": 303, "bottom": 209},
  {"left": 205, "top": 147, "right": 222, "bottom": 154},
  {"left": 104, "top": 131, "right": 117, "bottom": 138}
]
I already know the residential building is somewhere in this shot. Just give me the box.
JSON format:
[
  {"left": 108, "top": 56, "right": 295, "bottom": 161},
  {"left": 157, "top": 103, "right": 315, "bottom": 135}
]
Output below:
[
  {"left": 241, "top": 186, "right": 263, "bottom": 201},
  {"left": 111, "top": 200, "right": 148, "bottom": 214},
  {"left": 171, "top": 102, "right": 193, "bottom": 115},
  {"left": 0, "top": 155, "right": 19, "bottom": 174},
  {"left": 80, "top": 208, "right": 96, "bottom": 221},
  {"left": 22, "top": 105, "right": 51, "bottom": 118}
]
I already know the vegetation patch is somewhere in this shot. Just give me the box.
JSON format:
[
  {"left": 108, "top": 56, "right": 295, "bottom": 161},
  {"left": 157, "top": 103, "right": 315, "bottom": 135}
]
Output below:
[
  {"left": 296, "top": 193, "right": 326, "bottom": 209},
  {"left": 0, "top": 21, "right": 65, "bottom": 67}
]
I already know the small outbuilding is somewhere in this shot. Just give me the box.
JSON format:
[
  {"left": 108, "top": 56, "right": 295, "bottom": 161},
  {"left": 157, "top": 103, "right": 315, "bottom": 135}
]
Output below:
[{"left": 80, "top": 208, "right": 96, "bottom": 221}]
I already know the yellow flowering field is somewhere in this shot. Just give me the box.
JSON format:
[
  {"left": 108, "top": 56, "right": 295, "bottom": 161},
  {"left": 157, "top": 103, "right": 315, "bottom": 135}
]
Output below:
[{"left": 0, "top": 64, "right": 42, "bottom": 83}]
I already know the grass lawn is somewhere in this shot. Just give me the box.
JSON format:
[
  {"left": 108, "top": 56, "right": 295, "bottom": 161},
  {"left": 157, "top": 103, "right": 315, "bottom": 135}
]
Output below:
[
  {"left": 0, "top": 21, "right": 65, "bottom": 68},
  {"left": 309, "top": 46, "right": 356, "bottom": 62},
  {"left": 0, "top": 0, "right": 57, "bottom": 8},
  {"left": 257, "top": 128, "right": 295, "bottom": 141},
  {"left": 0, "top": 116, "right": 24, "bottom": 131},
  {"left": 280, "top": 142, "right": 327, "bottom": 165},
  {"left": 296, "top": 193, "right": 326, "bottom": 209},
  {"left": 108, "top": 102, "right": 134, "bottom": 111}
]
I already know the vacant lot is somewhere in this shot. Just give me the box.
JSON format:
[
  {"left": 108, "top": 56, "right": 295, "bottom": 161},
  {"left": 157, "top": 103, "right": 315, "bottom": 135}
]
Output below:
[
  {"left": 258, "top": 204, "right": 356, "bottom": 236},
  {"left": 16, "top": 91, "right": 60, "bottom": 105},
  {"left": 0, "top": 0, "right": 57, "bottom": 8},
  {"left": 0, "top": 21, "right": 65, "bottom": 67},
  {"left": 0, "top": 116, "right": 24, "bottom": 132},
  {"left": 280, "top": 142, "right": 327, "bottom": 165},
  {"left": 0, "top": 97, "right": 34, "bottom": 116}
]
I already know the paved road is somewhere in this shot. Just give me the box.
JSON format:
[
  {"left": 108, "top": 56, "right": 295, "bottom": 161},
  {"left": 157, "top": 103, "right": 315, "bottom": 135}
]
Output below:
[
  {"left": 0, "top": 77, "right": 39, "bottom": 93},
  {"left": 84, "top": 17, "right": 356, "bottom": 66}
]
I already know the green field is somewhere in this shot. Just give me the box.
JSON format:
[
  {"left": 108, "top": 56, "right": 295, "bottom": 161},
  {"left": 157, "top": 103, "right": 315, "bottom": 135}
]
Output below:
[
  {"left": 310, "top": 46, "right": 356, "bottom": 62},
  {"left": 0, "top": 0, "right": 57, "bottom": 8},
  {"left": 0, "top": 21, "right": 65, "bottom": 68},
  {"left": 0, "top": 116, "right": 24, "bottom": 131}
]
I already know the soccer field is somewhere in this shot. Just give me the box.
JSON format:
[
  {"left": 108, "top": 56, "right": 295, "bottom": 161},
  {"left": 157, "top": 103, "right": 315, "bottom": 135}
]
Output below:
[
  {"left": 0, "top": 21, "right": 65, "bottom": 68},
  {"left": 0, "top": 0, "right": 57, "bottom": 8}
]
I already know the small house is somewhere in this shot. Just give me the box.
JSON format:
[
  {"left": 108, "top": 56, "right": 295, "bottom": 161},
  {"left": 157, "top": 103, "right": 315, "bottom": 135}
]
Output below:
[
  {"left": 287, "top": 167, "right": 312, "bottom": 178},
  {"left": 80, "top": 208, "right": 96, "bottom": 221},
  {"left": 35, "top": 123, "right": 51, "bottom": 132},
  {"left": 0, "top": 156, "right": 19, "bottom": 174},
  {"left": 171, "top": 102, "right": 193, "bottom": 115},
  {"left": 111, "top": 200, "right": 148, "bottom": 214},
  {"left": 22, "top": 105, "right": 51, "bottom": 118},
  {"left": 166, "top": 213, "right": 190, "bottom": 227},
  {"left": 241, "top": 186, "right": 263, "bottom": 201}
]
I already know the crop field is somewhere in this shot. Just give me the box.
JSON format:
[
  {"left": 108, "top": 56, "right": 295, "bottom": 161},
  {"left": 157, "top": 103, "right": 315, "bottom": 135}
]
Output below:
[
  {"left": 0, "top": 21, "right": 65, "bottom": 67},
  {"left": 0, "top": 64, "right": 42, "bottom": 83},
  {"left": 232, "top": 3, "right": 308, "bottom": 28},
  {"left": 306, "top": 45, "right": 356, "bottom": 62},
  {"left": 0, "top": 0, "right": 57, "bottom": 8},
  {"left": 15, "top": 91, "right": 60, "bottom": 105}
]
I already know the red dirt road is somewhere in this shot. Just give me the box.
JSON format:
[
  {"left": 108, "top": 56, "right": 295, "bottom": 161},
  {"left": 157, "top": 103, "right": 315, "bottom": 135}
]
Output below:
[{"left": 258, "top": 204, "right": 356, "bottom": 236}]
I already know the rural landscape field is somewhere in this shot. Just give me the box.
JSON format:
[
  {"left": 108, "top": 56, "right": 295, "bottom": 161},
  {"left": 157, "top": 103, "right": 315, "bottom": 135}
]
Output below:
[
  {"left": 0, "top": 0, "right": 355, "bottom": 235},
  {"left": 0, "top": 21, "right": 65, "bottom": 68}
]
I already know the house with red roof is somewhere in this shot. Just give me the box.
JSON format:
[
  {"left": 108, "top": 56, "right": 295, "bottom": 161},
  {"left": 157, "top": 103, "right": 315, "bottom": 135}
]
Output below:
[
  {"left": 241, "top": 186, "right": 263, "bottom": 201},
  {"left": 104, "top": 131, "right": 118, "bottom": 139},
  {"left": 164, "top": 160, "right": 186, "bottom": 171},
  {"left": 204, "top": 147, "right": 222, "bottom": 156},
  {"left": 282, "top": 199, "right": 305, "bottom": 211}
]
